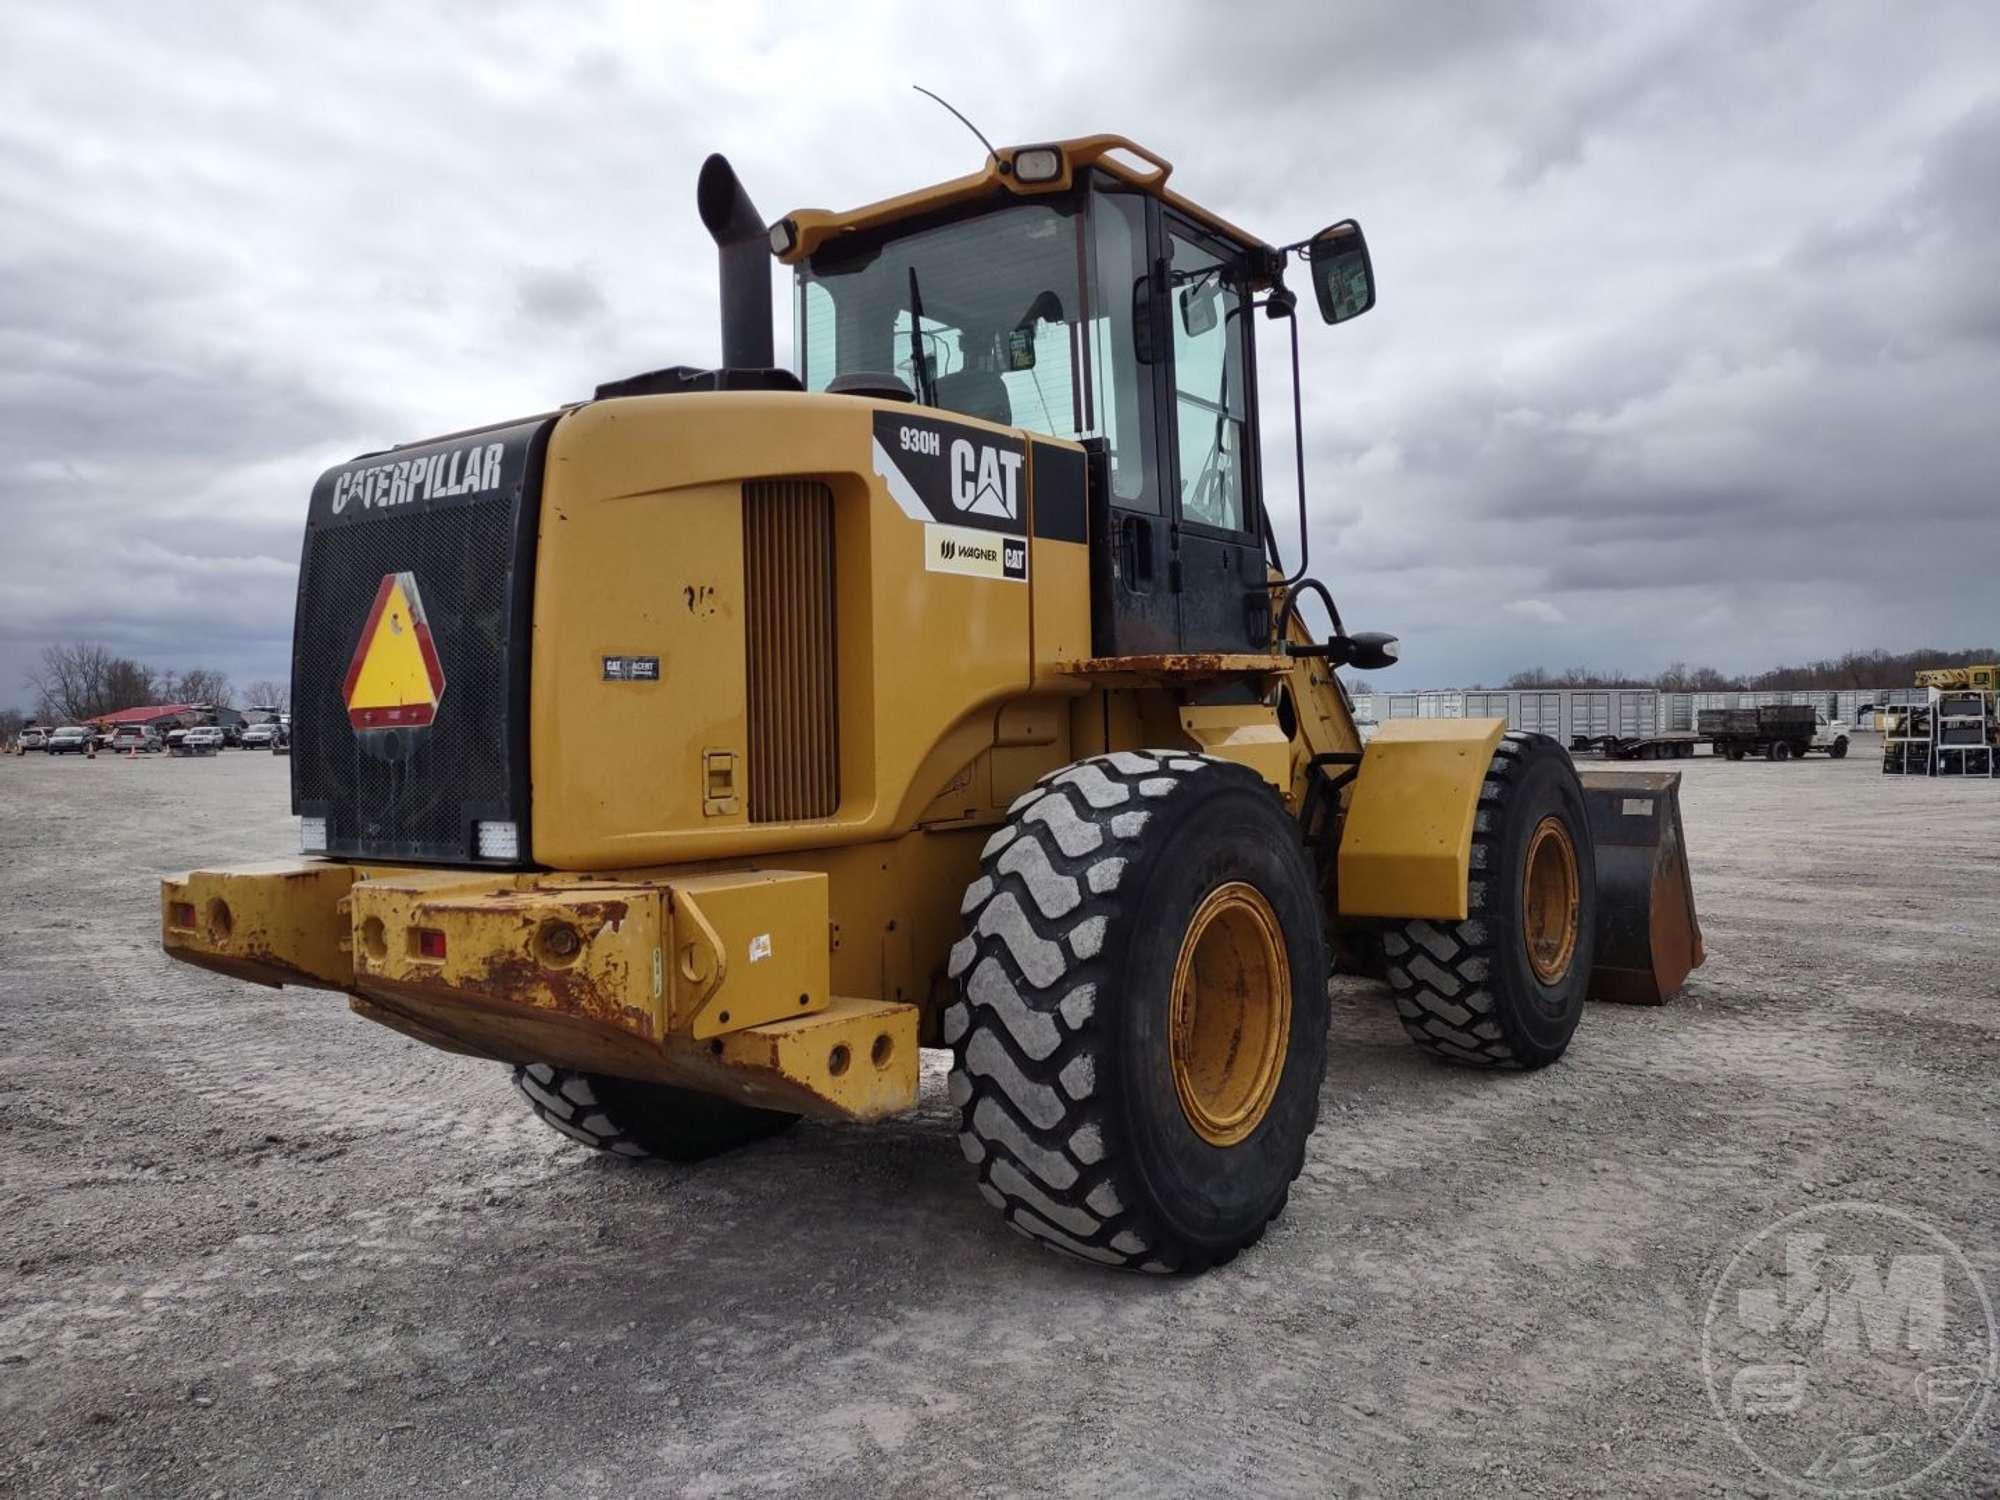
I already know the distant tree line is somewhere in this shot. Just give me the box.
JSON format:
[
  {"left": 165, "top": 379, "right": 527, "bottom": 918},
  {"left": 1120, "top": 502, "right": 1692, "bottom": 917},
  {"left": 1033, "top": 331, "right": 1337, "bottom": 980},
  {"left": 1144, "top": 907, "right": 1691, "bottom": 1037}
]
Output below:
[
  {"left": 1494, "top": 647, "right": 2000, "bottom": 692},
  {"left": 17, "top": 641, "right": 291, "bottom": 725},
  {"left": 1347, "top": 646, "right": 1998, "bottom": 698}
]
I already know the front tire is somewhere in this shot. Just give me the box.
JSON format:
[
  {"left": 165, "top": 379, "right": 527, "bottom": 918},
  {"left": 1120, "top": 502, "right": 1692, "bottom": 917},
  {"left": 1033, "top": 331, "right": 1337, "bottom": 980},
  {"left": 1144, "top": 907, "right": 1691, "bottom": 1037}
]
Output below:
[
  {"left": 1382, "top": 732, "right": 1598, "bottom": 1070},
  {"left": 1829, "top": 736, "right": 1849, "bottom": 759},
  {"left": 513, "top": 1064, "right": 797, "bottom": 1161},
  {"left": 947, "top": 751, "right": 1330, "bottom": 1274}
]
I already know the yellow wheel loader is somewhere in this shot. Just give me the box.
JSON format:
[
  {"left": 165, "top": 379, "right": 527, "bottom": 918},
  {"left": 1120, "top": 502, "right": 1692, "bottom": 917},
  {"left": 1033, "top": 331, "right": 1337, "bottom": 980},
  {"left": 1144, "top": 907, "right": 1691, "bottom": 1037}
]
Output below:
[{"left": 162, "top": 134, "right": 1702, "bottom": 1272}]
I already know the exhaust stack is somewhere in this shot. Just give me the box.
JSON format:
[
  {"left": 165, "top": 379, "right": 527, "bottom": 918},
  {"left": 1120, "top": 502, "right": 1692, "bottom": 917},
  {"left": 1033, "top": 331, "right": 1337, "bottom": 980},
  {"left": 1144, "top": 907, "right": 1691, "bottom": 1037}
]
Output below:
[{"left": 697, "top": 153, "right": 774, "bottom": 370}]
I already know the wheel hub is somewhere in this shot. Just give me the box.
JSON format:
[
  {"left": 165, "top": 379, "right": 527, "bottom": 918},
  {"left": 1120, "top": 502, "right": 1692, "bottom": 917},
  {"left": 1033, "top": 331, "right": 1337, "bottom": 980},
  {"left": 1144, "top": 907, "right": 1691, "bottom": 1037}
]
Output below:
[
  {"left": 1169, "top": 882, "right": 1291, "bottom": 1146},
  {"left": 1522, "top": 816, "right": 1581, "bottom": 985}
]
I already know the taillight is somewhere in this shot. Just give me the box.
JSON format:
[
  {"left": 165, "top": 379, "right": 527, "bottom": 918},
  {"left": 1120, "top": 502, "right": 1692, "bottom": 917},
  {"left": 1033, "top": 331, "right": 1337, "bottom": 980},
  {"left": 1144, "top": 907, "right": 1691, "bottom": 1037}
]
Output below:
[{"left": 415, "top": 928, "right": 447, "bottom": 960}]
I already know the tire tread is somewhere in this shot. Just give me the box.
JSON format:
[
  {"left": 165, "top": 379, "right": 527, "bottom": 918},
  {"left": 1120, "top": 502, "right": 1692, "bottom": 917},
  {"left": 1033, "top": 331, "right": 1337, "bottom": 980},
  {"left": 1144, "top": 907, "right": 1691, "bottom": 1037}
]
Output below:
[{"left": 949, "top": 749, "right": 1314, "bottom": 1273}]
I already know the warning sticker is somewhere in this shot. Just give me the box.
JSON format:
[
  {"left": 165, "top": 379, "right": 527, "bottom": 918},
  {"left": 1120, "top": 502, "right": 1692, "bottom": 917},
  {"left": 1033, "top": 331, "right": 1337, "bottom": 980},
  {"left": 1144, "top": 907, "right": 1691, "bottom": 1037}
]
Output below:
[
  {"left": 924, "top": 523, "right": 1027, "bottom": 583},
  {"left": 343, "top": 571, "right": 446, "bottom": 730}
]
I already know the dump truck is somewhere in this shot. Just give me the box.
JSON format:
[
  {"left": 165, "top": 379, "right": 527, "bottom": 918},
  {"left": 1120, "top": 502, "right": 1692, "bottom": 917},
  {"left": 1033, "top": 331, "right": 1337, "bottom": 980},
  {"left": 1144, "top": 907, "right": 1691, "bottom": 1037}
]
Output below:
[
  {"left": 161, "top": 134, "right": 1703, "bottom": 1272},
  {"left": 1697, "top": 704, "right": 1847, "bottom": 762}
]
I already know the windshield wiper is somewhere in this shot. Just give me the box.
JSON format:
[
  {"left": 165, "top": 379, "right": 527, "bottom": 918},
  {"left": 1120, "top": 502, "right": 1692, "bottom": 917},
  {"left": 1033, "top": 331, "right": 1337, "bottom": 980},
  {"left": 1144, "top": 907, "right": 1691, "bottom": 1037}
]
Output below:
[{"left": 906, "top": 265, "right": 935, "bottom": 406}]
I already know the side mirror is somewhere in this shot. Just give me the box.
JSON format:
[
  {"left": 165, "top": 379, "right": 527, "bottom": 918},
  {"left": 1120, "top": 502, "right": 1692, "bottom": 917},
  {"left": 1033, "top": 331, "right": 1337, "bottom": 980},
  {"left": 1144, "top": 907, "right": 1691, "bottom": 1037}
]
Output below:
[
  {"left": 1308, "top": 220, "right": 1375, "bottom": 325},
  {"left": 1178, "top": 278, "right": 1220, "bottom": 337},
  {"left": 1343, "top": 632, "right": 1400, "bottom": 672}
]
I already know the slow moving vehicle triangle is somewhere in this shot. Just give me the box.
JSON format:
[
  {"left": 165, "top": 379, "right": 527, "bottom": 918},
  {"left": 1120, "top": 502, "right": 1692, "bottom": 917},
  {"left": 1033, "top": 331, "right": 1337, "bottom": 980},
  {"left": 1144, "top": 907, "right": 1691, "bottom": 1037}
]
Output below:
[{"left": 343, "top": 571, "right": 445, "bottom": 729}]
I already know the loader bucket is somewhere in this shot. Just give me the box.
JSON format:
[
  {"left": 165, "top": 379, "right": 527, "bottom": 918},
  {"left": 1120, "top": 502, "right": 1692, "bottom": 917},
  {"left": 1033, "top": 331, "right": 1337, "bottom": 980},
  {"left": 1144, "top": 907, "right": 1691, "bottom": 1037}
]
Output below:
[{"left": 1575, "top": 769, "right": 1705, "bottom": 1005}]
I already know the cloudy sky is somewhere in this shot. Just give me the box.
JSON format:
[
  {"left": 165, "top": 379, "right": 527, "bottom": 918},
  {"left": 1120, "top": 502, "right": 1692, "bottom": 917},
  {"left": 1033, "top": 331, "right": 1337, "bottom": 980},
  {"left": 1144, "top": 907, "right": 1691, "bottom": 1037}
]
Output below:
[{"left": 3, "top": 0, "right": 1996, "bottom": 701}]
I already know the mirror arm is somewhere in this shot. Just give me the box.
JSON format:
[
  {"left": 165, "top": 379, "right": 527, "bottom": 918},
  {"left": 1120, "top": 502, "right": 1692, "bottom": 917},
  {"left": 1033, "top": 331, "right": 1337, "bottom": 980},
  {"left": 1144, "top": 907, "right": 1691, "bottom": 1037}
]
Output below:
[
  {"left": 1274, "top": 576, "right": 1346, "bottom": 647},
  {"left": 1257, "top": 281, "right": 1311, "bottom": 590},
  {"left": 1259, "top": 275, "right": 1358, "bottom": 659}
]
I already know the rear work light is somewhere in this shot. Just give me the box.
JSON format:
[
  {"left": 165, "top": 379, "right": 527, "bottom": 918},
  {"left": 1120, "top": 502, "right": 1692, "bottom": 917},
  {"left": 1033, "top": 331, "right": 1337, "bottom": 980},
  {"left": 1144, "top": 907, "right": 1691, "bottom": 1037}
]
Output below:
[
  {"left": 1011, "top": 146, "right": 1062, "bottom": 183},
  {"left": 476, "top": 821, "right": 519, "bottom": 861},
  {"left": 299, "top": 816, "right": 328, "bottom": 854}
]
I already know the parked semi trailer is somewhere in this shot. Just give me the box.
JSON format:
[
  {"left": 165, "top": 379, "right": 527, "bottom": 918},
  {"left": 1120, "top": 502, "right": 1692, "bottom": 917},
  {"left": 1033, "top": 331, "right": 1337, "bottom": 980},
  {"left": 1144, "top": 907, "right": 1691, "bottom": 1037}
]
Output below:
[
  {"left": 1571, "top": 732, "right": 1699, "bottom": 761},
  {"left": 1698, "top": 705, "right": 1848, "bottom": 762}
]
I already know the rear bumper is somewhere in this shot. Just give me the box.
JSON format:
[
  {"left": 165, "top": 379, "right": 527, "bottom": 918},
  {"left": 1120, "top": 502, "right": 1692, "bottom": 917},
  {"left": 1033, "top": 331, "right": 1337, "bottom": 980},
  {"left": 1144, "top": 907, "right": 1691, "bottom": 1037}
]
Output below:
[{"left": 162, "top": 860, "right": 917, "bottom": 1121}]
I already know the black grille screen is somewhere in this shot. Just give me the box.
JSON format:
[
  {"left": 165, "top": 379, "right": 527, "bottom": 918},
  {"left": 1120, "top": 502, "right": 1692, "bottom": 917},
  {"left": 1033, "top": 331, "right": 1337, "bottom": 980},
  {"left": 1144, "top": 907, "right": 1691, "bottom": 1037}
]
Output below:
[{"left": 291, "top": 415, "right": 553, "bottom": 864}]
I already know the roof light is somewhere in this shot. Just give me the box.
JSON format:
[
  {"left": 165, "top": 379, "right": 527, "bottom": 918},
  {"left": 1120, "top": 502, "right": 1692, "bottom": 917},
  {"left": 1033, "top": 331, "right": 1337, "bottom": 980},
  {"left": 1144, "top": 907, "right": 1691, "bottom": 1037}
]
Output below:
[
  {"left": 768, "top": 218, "right": 797, "bottom": 256},
  {"left": 476, "top": 820, "right": 520, "bottom": 861},
  {"left": 1012, "top": 147, "right": 1062, "bottom": 184},
  {"left": 300, "top": 816, "right": 328, "bottom": 854}
]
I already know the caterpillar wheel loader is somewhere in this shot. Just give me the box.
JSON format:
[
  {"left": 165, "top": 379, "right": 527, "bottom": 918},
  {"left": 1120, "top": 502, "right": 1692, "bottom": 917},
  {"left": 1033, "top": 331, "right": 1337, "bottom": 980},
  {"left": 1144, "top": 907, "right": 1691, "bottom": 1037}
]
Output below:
[{"left": 162, "top": 134, "right": 1703, "bottom": 1272}]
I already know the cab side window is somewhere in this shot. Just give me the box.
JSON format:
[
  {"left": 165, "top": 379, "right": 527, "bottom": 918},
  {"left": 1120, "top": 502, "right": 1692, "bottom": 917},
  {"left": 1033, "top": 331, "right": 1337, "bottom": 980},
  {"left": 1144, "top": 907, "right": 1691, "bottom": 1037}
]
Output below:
[{"left": 1167, "top": 231, "right": 1249, "bottom": 533}]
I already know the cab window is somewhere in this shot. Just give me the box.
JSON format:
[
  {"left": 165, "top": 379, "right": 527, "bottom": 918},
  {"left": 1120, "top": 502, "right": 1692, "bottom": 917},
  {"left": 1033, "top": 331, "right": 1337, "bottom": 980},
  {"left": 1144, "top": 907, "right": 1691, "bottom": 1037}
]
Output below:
[
  {"left": 1167, "top": 229, "right": 1250, "bottom": 533},
  {"left": 1084, "top": 186, "right": 1161, "bottom": 513},
  {"left": 796, "top": 199, "right": 1085, "bottom": 440}
]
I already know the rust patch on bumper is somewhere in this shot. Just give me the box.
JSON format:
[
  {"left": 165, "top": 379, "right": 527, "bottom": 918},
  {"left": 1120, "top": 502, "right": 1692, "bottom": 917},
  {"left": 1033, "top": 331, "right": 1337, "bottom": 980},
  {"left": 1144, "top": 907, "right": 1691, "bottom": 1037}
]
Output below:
[{"left": 349, "top": 881, "right": 666, "bottom": 1043}]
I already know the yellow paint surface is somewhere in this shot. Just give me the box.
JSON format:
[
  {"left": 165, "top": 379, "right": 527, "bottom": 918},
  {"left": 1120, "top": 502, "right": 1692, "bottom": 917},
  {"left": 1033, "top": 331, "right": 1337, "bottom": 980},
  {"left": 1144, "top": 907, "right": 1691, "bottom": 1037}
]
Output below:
[{"left": 1337, "top": 719, "right": 1506, "bottom": 921}]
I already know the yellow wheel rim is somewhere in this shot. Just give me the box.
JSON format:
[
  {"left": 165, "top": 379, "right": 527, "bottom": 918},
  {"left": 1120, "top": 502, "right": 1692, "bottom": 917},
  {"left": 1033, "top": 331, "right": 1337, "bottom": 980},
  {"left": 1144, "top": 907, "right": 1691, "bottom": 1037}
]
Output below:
[
  {"left": 1169, "top": 882, "right": 1291, "bottom": 1147},
  {"left": 1523, "top": 816, "right": 1581, "bottom": 985}
]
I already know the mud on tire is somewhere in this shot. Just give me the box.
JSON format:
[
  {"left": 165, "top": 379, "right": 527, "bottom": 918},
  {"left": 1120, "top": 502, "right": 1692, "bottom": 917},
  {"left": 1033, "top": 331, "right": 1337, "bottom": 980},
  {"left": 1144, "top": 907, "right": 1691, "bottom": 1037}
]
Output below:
[
  {"left": 513, "top": 1064, "right": 797, "bottom": 1162},
  {"left": 1382, "top": 731, "right": 1597, "bottom": 1071},
  {"left": 946, "top": 751, "right": 1330, "bottom": 1274}
]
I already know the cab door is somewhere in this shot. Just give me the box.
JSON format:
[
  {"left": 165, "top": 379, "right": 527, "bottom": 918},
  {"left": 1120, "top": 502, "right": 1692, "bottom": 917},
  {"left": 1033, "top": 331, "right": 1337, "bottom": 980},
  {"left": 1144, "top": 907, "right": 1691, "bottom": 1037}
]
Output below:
[
  {"left": 1083, "top": 184, "right": 1179, "bottom": 656},
  {"left": 1161, "top": 217, "right": 1266, "bottom": 652}
]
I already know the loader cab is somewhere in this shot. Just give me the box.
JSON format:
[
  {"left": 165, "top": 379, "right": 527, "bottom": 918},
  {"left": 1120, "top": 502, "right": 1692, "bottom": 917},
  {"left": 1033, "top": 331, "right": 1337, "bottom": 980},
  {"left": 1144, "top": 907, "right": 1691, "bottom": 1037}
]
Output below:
[{"left": 784, "top": 139, "right": 1371, "bottom": 658}]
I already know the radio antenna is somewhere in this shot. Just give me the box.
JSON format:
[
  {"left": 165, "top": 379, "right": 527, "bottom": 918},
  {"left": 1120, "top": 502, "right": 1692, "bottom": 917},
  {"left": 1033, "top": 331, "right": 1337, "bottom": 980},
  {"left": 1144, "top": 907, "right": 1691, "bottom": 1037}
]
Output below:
[{"left": 912, "top": 85, "right": 998, "bottom": 161}]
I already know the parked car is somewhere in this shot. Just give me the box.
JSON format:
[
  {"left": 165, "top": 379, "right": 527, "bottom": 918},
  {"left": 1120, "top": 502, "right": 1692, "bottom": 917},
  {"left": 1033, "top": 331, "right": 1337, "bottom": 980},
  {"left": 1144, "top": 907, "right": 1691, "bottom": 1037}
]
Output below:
[
  {"left": 109, "top": 724, "right": 165, "bottom": 754},
  {"left": 174, "top": 726, "right": 225, "bottom": 757},
  {"left": 239, "top": 722, "right": 278, "bottom": 748},
  {"left": 46, "top": 726, "right": 96, "bottom": 755},
  {"left": 17, "top": 727, "right": 50, "bottom": 752}
]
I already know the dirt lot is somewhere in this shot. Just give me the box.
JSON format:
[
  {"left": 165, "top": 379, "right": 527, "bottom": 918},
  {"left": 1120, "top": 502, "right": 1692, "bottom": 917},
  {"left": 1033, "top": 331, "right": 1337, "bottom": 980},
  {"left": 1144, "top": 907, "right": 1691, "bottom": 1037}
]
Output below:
[{"left": 1, "top": 744, "right": 1996, "bottom": 1497}]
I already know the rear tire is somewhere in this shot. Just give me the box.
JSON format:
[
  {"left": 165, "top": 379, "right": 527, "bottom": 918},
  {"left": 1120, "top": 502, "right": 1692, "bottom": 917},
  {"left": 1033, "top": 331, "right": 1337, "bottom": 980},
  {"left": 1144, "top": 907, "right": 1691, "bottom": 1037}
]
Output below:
[
  {"left": 1382, "top": 732, "right": 1598, "bottom": 1070},
  {"left": 513, "top": 1063, "right": 798, "bottom": 1162},
  {"left": 1771, "top": 740, "right": 1793, "bottom": 762},
  {"left": 947, "top": 751, "right": 1330, "bottom": 1274},
  {"left": 1725, "top": 744, "right": 1744, "bottom": 762}
]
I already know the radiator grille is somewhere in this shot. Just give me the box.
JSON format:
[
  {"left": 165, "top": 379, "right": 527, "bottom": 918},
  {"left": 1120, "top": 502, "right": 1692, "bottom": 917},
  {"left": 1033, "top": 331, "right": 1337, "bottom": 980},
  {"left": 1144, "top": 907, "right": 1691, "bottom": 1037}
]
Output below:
[
  {"left": 292, "top": 416, "right": 549, "bottom": 864},
  {"left": 743, "top": 479, "right": 839, "bottom": 822}
]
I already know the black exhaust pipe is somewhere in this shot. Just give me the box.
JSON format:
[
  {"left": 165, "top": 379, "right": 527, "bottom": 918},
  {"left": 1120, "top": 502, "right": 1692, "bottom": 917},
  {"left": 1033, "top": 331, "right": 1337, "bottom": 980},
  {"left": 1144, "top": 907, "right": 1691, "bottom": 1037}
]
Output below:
[{"left": 697, "top": 153, "right": 774, "bottom": 370}]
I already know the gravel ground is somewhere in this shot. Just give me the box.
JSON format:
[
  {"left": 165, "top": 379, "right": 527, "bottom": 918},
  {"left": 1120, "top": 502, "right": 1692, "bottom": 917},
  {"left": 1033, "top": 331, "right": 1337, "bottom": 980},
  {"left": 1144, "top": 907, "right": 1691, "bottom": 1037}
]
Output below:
[{"left": 2, "top": 743, "right": 1996, "bottom": 1498}]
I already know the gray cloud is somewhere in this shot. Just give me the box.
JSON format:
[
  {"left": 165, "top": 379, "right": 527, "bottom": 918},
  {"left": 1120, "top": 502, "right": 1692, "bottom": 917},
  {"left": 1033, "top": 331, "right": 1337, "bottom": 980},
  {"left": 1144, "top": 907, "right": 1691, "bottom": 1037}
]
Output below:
[
  {"left": 1, "top": 0, "right": 1997, "bottom": 704},
  {"left": 516, "top": 268, "right": 610, "bottom": 328}
]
